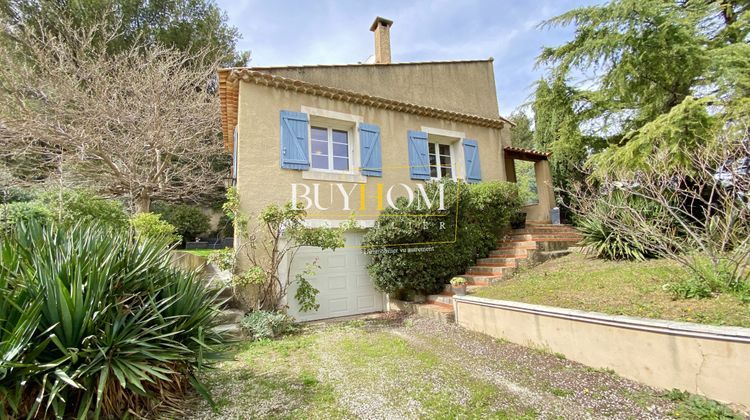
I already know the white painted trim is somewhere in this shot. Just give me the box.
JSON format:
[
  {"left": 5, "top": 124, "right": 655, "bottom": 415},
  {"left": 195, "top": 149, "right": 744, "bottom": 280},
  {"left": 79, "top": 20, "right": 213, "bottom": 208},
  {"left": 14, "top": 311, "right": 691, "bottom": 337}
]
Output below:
[
  {"left": 302, "top": 170, "right": 367, "bottom": 184},
  {"left": 303, "top": 106, "right": 364, "bottom": 124},
  {"left": 453, "top": 295, "right": 750, "bottom": 343},
  {"left": 420, "top": 126, "right": 466, "bottom": 139}
]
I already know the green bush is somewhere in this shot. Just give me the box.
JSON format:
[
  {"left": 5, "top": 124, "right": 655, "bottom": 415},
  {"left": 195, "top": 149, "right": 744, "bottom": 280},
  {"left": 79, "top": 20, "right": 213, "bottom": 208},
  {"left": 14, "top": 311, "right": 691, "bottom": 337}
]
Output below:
[
  {"left": 0, "top": 201, "right": 54, "bottom": 225},
  {"left": 576, "top": 191, "right": 659, "bottom": 261},
  {"left": 0, "top": 222, "right": 225, "bottom": 418},
  {"left": 240, "top": 311, "right": 298, "bottom": 341},
  {"left": 37, "top": 188, "right": 128, "bottom": 229},
  {"left": 363, "top": 180, "right": 521, "bottom": 296},
  {"left": 153, "top": 202, "right": 211, "bottom": 241},
  {"left": 129, "top": 212, "right": 181, "bottom": 244}
]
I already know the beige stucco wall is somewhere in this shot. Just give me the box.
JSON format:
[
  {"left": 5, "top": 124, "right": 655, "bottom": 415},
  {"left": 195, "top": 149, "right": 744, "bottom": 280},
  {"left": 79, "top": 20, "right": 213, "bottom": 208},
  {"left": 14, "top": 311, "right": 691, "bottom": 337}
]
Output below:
[
  {"left": 235, "top": 81, "right": 512, "bottom": 222},
  {"left": 455, "top": 296, "right": 750, "bottom": 409},
  {"left": 254, "top": 60, "right": 500, "bottom": 119}
]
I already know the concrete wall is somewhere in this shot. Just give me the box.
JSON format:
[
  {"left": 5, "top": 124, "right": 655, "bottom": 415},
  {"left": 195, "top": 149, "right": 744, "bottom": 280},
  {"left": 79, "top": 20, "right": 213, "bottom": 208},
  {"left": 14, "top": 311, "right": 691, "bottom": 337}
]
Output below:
[
  {"left": 236, "top": 81, "right": 513, "bottom": 221},
  {"left": 454, "top": 296, "right": 750, "bottom": 409},
  {"left": 255, "top": 60, "right": 500, "bottom": 119}
]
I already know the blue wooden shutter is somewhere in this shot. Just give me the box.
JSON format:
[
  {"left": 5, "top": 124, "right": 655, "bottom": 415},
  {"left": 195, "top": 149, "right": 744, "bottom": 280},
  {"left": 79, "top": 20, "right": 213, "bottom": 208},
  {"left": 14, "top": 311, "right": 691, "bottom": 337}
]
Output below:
[
  {"left": 408, "top": 130, "right": 430, "bottom": 180},
  {"left": 280, "top": 110, "right": 310, "bottom": 170},
  {"left": 463, "top": 139, "right": 482, "bottom": 183},
  {"left": 359, "top": 123, "right": 382, "bottom": 177}
]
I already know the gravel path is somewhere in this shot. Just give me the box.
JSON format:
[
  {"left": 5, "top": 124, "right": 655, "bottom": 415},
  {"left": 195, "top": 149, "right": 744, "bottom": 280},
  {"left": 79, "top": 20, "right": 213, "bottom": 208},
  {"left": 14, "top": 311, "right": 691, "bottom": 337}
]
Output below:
[{"left": 184, "top": 313, "right": 709, "bottom": 419}]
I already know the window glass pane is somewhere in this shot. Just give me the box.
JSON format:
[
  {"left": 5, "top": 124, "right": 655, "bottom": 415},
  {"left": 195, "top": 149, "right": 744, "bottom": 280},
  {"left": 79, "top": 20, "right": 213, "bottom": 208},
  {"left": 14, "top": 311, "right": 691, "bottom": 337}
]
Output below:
[
  {"left": 441, "top": 166, "right": 452, "bottom": 178},
  {"left": 333, "top": 157, "right": 349, "bottom": 171},
  {"left": 430, "top": 166, "right": 438, "bottom": 178},
  {"left": 429, "top": 154, "right": 436, "bottom": 165},
  {"left": 332, "top": 130, "right": 348, "bottom": 144},
  {"left": 311, "top": 139, "right": 328, "bottom": 156},
  {"left": 311, "top": 155, "right": 328, "bottom": 169},
  {"left": 439, "top": 144, "right": 451, "bottom": 156},
  {"left": 332, "top": 142, "right": 348, "bottom": 157},
  {"left": 311, "top": 127, "right": 327, "bottom": 141},
  {"left": 441, "top": 155, "right": 451, "bottom": 166},
  {"left": 428, "top": 142, "right": 436, "bottom": 154}
]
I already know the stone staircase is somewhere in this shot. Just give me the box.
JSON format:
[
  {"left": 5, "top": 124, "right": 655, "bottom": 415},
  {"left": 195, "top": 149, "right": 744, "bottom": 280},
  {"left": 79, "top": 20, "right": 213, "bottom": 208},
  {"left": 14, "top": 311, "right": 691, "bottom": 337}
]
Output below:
[{"left": 418, "top": 222, "right": 582, "bottom": 322}]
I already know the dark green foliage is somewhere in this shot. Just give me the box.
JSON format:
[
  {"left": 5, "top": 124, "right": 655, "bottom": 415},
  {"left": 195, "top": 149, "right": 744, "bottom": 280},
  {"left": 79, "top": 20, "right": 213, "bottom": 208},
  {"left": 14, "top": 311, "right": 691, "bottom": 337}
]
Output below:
[
  {"left": 37, "top": 188, "right": 129, "bottom": 229},
  {"left": 576, "top": 192, "right": 659, "bottom": 261},
  {"left": 534, "top": 0, "right": 750, "bottom": 181},
  {"left": 153, "top": 202, "right": 211, "bottom": 241},
  {"left": 0, "top": 187, "right": 34, "bottom": 203},
  {"left": 508, "top": 110, "right": 535, "bottom": 150},
  {"left": 0, "top": 201, "right": 54, "bottom": 225},
  {"left": 1, "top": 188, "right": 128, "bottom": 229},
  {"left": 363, "top": 180, "right": 522, "bottom": 296},
  {"left": 239, "top": 311, "right": 299, "bottom": 341},
  {"left": 0, "top": 221, "right": 226, "bottom": 418}
]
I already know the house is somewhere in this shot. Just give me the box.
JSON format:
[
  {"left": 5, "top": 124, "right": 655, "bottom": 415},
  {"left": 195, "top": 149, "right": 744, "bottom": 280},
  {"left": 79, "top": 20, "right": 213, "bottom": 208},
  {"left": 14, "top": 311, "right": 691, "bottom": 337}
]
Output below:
[{"left": 217, "top": 17, "right": 556, "bottom": 321}]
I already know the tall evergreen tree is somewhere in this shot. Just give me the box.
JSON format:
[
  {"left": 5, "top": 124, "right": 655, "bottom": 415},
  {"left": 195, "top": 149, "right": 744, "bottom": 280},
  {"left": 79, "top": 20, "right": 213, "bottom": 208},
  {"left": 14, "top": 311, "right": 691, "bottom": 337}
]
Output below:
[{"left": 533, "top": 0, "right": 750, "bottom": 180}]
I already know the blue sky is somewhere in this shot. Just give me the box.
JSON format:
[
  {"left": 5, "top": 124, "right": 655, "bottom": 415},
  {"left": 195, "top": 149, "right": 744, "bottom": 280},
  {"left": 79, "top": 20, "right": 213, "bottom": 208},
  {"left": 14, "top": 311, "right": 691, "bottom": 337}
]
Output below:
[{"left": 216, "top": 0, "right": 604, "bottom": 116}]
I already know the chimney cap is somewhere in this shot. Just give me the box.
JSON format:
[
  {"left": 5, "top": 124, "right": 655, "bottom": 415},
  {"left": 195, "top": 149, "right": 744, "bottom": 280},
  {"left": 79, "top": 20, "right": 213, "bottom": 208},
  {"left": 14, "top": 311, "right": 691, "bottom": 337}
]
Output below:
[{"left": 370, "top": 16, "right": 394, "bottom": 32}]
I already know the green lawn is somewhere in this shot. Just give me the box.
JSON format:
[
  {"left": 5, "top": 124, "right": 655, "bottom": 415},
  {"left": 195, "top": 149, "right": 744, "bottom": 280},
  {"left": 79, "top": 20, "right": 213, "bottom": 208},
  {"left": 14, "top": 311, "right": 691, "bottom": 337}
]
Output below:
[
  {"left": 184, "top": 315, "right": 739, "bottom": 419},
  {"left": 474, "top": 252, "right": 750, "bottom": 328},
  {"left": 182, "top": 249, "right": 220, "bottom": 257}
]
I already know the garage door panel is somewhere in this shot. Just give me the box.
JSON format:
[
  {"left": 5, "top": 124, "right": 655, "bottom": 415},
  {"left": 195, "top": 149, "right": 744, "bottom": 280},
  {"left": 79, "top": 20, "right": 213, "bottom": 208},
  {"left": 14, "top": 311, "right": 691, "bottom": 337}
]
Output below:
[{"left": 286, "top": 233, "right": 384, "bottom": 321}]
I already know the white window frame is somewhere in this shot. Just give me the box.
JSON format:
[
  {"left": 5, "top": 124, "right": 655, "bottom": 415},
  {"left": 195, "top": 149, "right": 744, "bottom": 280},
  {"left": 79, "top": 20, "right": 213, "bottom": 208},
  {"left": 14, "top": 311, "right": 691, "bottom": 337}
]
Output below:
[
  {"left": 422, "top": 127, "right": 465, "bottom": 181},
  {"left": 428, "top": 141, "right": 456, "bottom": 180},
  {"left": 302, "top": 107, "right": 363, "bottom": 178},
  {"left": 309, "top": 125, "right": 354, "bottom": 174}
]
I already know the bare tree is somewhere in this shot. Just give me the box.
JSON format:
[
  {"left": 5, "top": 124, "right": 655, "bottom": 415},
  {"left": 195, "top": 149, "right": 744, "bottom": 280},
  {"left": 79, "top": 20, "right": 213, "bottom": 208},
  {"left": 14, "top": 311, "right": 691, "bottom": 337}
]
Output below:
[
  {"left": 0, "top": 15, "right": 227, "bottom": 212},
  {"left": 572, "top": 129, "right": 750, "bottom": 292}
]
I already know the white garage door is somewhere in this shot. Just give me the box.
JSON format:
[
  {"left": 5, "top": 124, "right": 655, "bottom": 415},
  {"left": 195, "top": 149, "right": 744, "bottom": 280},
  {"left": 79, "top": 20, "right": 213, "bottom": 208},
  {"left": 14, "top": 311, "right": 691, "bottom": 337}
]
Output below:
[{"left": 286, "top": 233, "right": 384, "bottom": 321}]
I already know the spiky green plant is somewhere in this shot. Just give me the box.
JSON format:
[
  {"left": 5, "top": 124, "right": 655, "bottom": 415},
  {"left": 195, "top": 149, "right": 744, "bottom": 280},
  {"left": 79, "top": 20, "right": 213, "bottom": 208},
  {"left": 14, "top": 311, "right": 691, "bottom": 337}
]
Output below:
[{"left": 0, "top": 222, "right": 226, "bottom": 418}]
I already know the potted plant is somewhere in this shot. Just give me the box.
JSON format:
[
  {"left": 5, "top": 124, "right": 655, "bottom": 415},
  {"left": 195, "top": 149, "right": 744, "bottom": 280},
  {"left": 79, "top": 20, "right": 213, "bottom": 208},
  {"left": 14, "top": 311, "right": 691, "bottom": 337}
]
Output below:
[{"left": 450, "top": 277, "right": 467, "bottom": 296}]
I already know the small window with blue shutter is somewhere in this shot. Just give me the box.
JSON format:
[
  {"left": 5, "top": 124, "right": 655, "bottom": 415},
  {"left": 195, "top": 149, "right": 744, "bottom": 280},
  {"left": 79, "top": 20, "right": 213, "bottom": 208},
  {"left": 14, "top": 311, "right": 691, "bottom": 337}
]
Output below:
[
  {"left": 359, "top": 123, "right": 382, "bottom": 177},
  {"left": 407, "top": 130, "right": 430, "bottom": 180},
  {"left": 280, "top": 110, "right": 310, "bottom": 170},
  {"left": 462, "top": 139, "right": 482, "bottom": 183}
]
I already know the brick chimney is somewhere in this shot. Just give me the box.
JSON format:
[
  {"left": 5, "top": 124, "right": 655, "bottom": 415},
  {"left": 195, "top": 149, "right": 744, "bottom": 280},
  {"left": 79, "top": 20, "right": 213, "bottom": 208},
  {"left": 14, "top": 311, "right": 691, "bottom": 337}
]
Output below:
[{"left": 370, "top": 16, "right": 393, "bottom": 64}]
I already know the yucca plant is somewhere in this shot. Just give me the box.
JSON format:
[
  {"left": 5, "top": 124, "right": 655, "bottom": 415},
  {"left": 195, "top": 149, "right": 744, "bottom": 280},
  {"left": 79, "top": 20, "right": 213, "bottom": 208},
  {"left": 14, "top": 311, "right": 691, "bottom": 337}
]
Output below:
[{"left": 0, "top": 221, "right": 226, "bottom": 419}]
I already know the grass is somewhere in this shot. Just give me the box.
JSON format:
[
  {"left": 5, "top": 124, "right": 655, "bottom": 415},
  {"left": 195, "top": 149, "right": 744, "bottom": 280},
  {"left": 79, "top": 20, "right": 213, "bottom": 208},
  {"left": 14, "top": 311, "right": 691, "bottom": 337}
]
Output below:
[
  {"left": 474, "top": 252, "right": 750, "bottom": 328},
  {"left": 181, "top": 249, "right": 220, "bottom": 257},
  {"left": 186, "top": 316, "right": 741, "bottom": 419}
]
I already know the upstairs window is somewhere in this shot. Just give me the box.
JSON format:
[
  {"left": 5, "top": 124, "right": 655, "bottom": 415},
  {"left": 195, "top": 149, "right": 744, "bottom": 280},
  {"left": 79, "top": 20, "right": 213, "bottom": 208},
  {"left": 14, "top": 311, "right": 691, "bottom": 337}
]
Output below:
[
  {"left": 428, "top": 142, "right": 453, "bottom": 179},
  {"left": 310, "top": 126, "right": 350, "bottom": 172}
]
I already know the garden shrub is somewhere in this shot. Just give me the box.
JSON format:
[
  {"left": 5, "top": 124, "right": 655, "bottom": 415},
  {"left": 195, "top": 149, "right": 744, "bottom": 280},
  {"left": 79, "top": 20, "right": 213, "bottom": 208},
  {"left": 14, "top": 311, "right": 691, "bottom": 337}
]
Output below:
[
  {"left": 129, "top": 212, "right": 181, "bottom": 244},
  {"left": 0, "top": 201, "right": 54, "bottom": 225},
  {"left": 0, "top": 222, "right": 225, "bottom": 418},
  {"left": 37, "top": 188, "right": 129, "bottom": 229},
  {"left": 240, "top": 311, "right": 299, "bottom": 341},
  {"left": 576, "top": 191, "right": 660, "bottom": 261},
  {"left": 363, "top": 180, "right": 521, "bottom": 296},
  {"left": 153, "top": 201, "right": 211, "bottom": 241}
]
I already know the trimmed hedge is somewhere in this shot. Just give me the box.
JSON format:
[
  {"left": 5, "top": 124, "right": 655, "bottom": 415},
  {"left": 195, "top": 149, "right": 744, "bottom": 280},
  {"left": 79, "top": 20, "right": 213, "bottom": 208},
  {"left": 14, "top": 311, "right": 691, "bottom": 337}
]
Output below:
[{"left": 363, "top": 180, "right": 521, "bottom": 296}]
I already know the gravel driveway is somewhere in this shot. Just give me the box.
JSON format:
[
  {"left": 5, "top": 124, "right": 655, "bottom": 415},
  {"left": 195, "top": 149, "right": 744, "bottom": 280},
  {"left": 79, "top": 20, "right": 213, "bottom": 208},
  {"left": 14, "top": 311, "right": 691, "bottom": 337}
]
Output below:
[{"left": 185, "top": 313, "right": 735, "bottom": 419}]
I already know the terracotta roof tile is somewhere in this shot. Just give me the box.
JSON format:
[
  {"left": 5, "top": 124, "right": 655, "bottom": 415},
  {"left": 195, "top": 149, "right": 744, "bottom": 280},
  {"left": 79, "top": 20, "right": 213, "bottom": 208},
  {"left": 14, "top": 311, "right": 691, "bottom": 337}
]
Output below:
[
  {"left": 217, "top": 64, "right": 510, "bottom": 152},
  {"left": 503, "top": 146, "right": 552, "bottom": 160}
]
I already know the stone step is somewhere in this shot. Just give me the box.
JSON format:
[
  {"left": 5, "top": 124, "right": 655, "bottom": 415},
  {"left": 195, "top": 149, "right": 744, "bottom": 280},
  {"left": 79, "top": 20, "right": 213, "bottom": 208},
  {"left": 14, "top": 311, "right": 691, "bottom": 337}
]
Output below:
[
  {"left": 467, "top": 265, "right": 515, "bottom": 276},
  {"left": 427, "top": 293, "right": 454, "bottom": 306},
  {"left": 536, "top": 249, "right": 572, "bottom": 263},
  {"left": 457, "top": 274, "right": 504, "bottom": 286},
  {"left": 415, "top": 303, "right": 455, "bottom": 323},
  {"left": 476, "top": 257, "right": 518, "bottom": 266},
  {"left": 489, "top": 249, "right": 529, "bottom": 258},
  {"left": 216, "top": 308, "right": 245, "bottom": 325},
  {"left": 496, "top": 242, "right": 538, "bottom": 250}
]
